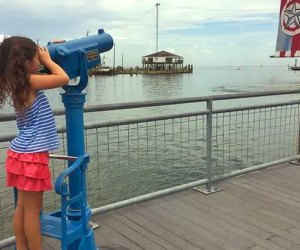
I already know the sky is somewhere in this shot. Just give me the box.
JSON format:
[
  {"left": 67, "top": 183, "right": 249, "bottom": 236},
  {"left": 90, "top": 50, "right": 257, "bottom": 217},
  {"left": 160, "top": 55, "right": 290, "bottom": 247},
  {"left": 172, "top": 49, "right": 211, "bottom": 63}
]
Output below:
[{"left": 0, "top": 0, "right": 291, "bottom": 67}]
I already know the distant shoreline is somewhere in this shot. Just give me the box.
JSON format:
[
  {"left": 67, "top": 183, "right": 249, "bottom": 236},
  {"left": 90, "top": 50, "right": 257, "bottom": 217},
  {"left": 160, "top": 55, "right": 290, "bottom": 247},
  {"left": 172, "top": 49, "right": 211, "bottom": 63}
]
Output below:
[
  {"left": 88, "top": 65, "right": 291, "bottom": 76},
  {"left": 89, "top": 65, "right": 193, "bottom": 75}
]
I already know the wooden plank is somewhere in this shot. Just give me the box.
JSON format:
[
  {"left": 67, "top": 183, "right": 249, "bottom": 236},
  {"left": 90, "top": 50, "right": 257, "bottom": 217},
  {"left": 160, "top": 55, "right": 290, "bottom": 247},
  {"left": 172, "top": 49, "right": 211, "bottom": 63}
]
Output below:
[
  {"left": 141, "top": 198, "right": 247, "bottom": 250},
  {"left": 110, "top": 210, "right": 181, "bottom": 250},
  {"left": 42, "top": 236, "right": 59, "bottom": 250},
  {"left": 181, "top": 191, "right": 272, "bottom": 239},
  {"left": 228, "top": 177, "right": 300, "bottom": 210},
  {"left": 94, "top": 212, "right": 166, "bottom": 250},
  {"left": 1, "top": 238, "right": 57, "bottom": 250},
  {"left": 269, "top": 235, "right": 300, "bottom": 250},
  {"left": 256, "top": 208, "right": 300, "bottom": 229},
  {"left": 242, "top": 167, "right": 300, "bottom": 193},
  {"left": 116, "top": 204, "right": 194, "bottom": 250},
  {"left": 92, "top": 216, "right": 144, "bottom": 250},
  {"left": 238, "top": 175, "right": 300, "bottom": 203},
  {"left": 123, "top": 203, "right": 210, "bottom": 250},
  {"left": 187, "top": 191, "right": 298, "bottom": 249},
  {"left": 200, "top": 190, "right": 292, "bottom": 231},
  {"left": 263, "top": 165, "right": 300, "bottom": 179},
  {"left": 218, "top": 179, "right": 300, "bottom": 246},
  {"left": 288, "top": 227, "right": 300, "bottom": 238},
  {"left": 175, "top": 192, "right": 288, "bottom": 250},
  {"left": 263, "top": 167, "right": 300, "bottom": 184},
  {"left": 248, "top": 245, "right": 267, "bottom": 250},
  {"left": 160, "top": 194, "right": 255, "bottom": 248},
  {"left": 186, "top": 192, "right": 288, "bottom": 250},
  {"left": 220, "top": 180, "right": 300, "bottom": 248},
  {"left": 135, "top": 202, "right": 223, "bottom": 250},
  {"left": 134, "top": 200, "right": 224, "bottom": 249},
  {"left": 221, "top": 181, "right": 300, "bottom": 219}
]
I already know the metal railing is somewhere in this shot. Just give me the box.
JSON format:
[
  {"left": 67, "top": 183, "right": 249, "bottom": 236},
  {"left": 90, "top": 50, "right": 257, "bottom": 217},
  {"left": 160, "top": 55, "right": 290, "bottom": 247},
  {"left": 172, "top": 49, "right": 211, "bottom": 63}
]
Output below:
[{"left": 1, "top": 89, "right": 300, "bottom": 245}]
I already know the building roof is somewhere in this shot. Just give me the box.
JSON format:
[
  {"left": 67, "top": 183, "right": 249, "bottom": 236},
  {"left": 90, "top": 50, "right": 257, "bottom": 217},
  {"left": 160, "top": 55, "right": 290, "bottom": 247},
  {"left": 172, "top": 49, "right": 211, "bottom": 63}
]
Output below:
[{"left": 143, "top": 50, "right": 182, "bottom": 58}]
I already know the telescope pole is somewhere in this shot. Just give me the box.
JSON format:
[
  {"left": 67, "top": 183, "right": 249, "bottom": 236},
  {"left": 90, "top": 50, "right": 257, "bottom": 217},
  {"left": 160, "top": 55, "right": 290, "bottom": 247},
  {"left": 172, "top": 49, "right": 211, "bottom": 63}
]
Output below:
[
  {"left": 62, "top": 91, "right": 86, "bottom": 212},
  {"left": 61, "top": 52, "right": 97, "bottom": 250}
]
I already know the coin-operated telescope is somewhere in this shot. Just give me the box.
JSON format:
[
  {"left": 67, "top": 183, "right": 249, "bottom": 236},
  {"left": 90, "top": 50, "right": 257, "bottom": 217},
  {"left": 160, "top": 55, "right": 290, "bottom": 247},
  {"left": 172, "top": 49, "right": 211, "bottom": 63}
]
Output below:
[
  {"left": 45, "top": 28, "right": 113, "bottom": 91},
  {"left": 40, "top": 29, "right": 113, "bottom": 250}
]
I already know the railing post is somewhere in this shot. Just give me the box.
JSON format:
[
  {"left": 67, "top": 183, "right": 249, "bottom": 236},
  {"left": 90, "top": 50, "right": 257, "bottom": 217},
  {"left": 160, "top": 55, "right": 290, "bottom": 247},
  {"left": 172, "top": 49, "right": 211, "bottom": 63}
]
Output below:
[
  {"left": 290, "top": 110, "right": 300, "bottom": 165},
  {"left": 194, "top": 98, "right": 222, "bottom": 194},
  {"left": 295, "top": 121, "right": 300, "bottom": 164},
  {"left": 206, "top": 99, "right": 213, "bottom": 191}
]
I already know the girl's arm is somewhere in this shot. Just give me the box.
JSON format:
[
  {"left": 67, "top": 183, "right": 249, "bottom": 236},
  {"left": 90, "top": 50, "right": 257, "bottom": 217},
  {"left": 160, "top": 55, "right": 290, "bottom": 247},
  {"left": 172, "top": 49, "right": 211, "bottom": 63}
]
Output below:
[{"left": 29, "top": 47, "right": 70, "bottom": 90}]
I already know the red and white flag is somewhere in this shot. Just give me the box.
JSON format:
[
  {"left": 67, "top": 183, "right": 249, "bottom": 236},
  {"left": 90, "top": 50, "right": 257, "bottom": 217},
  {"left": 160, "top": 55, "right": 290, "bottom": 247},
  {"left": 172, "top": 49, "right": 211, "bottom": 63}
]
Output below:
[{"left": 275, "top": 0, "right": 300, "bottom": 57}]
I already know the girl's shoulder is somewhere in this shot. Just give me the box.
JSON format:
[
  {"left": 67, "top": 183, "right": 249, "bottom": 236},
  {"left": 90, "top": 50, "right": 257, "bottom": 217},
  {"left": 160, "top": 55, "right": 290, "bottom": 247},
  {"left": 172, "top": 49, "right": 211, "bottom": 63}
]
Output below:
[
  {"left": 26, "top": 90, "right": 46, "bottom": 110},
  {"left": 36, "top": 90, "right": 44, "bottom": 96}
]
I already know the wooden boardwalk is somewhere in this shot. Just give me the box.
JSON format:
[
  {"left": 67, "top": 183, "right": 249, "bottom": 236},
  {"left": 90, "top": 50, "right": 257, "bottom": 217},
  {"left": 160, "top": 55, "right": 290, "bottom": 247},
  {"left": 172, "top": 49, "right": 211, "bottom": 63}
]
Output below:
[{"left": 3, "top": 162, "right": 300, "bottom": 250}]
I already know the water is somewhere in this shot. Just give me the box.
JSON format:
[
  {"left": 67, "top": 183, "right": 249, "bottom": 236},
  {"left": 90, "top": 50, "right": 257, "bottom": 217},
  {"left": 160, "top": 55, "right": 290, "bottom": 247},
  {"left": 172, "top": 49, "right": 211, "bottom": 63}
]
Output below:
[{"left": 2, "top": 66, "right": 300, "bottom": 132}]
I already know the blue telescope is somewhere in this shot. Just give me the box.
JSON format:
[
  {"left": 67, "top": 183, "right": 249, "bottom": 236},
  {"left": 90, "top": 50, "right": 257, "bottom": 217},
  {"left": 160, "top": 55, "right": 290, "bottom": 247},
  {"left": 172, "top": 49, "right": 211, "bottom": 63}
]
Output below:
[
  {"left": 45, "top": 28, "right": 113, "bottom": 91},
  {"left": 40, "top": 29, "right": 113, "bottom": 250}
]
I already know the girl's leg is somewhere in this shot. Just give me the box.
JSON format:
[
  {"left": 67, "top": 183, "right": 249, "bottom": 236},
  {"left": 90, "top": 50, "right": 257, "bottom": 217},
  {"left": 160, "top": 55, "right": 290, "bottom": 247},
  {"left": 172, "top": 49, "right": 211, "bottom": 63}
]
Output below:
[
  {"left": 13, "top": 190, "right": 29, "bottom": 250},
  {"left": 23, "top": 190, "right": 43, "bottom": 250}
]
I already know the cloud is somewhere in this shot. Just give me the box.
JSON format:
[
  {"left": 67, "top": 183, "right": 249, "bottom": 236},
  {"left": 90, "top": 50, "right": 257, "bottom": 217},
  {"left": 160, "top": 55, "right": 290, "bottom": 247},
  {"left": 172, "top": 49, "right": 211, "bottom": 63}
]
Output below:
[
  {"left": 227, "top": 43, "right": 236, "bottom": 47},
  {"left": 0, "top": 0, "right": 284, "bottom": 66}
]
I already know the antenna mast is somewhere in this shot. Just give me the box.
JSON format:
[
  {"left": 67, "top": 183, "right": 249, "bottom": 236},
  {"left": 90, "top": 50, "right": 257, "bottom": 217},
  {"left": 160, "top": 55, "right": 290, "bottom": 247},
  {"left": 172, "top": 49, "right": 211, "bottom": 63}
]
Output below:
[{"left": 155, "top": 3, "right": 160, "bottom": 52}]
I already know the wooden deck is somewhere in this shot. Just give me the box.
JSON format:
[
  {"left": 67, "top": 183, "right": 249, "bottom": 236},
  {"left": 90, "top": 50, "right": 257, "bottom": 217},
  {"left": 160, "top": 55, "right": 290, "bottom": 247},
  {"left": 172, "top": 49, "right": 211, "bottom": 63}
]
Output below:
[{"left": 3, "top": 162, "right": 300, "bottom": 250}]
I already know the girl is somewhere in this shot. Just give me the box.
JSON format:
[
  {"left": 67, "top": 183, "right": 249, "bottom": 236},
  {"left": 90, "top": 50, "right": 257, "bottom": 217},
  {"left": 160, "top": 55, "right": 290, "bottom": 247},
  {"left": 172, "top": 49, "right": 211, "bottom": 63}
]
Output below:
[{"left": 0, "top": 36, "right": 69, "bottom": 250}]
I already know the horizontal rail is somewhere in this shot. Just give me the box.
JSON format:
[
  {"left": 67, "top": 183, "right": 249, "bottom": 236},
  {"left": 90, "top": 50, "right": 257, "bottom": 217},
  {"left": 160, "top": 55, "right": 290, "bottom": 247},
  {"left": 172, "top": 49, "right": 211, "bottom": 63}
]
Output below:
[
  {"left": 1, "top": 99, "right": 300, "bottom": 143},
  {"left": 213, "top": 99, "right": 300, "bottom": 114},
  {"left": 81, "top": 89, "right": 300, "bottom": 112},
  {"left": 49, "top": 154, "right": 77, "bottom": 161}
]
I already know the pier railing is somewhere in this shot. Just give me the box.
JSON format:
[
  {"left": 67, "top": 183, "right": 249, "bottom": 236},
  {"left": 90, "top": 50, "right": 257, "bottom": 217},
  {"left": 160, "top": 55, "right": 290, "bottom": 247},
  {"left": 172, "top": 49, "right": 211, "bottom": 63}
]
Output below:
[{"left": 1, "top": 89, "right": 300, "bottom": 244}]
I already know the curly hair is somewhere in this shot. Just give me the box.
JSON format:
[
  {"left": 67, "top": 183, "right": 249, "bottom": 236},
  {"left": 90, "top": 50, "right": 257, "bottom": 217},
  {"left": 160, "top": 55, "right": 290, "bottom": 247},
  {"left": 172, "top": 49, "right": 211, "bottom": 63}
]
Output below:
[{"left": 0, "top": 36, "right": 37, "bottom": 112}]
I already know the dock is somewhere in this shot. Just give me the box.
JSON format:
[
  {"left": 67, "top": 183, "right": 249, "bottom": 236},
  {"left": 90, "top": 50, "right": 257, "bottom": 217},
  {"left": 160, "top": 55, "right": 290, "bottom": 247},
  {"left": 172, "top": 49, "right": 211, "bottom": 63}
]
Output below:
[
  {"left": 2, "top": 90, "right": 300, "bottom": 250},
  {"left": 89, "top": 66, "right": 193, "bottom": 76},
  {"left": 15, "top": 162, "right": 300, "bottom": 250}
]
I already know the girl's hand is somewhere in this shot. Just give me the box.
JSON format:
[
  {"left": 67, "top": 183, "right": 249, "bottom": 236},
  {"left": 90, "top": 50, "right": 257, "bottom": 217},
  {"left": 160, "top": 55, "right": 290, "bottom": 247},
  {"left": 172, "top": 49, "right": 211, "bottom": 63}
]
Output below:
[
  {"left": 29, "top": 46, "right": 69, "bottom": 90},
  {"left": 38, "top": 46, "right": 52, "bottom": 65}
]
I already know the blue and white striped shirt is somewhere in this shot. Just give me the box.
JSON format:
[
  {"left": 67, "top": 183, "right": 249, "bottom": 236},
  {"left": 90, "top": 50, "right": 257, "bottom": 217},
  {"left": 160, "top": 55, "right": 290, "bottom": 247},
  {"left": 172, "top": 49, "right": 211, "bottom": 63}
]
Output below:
[{"left": 9, "top": 91, "right": 59, "bottom": 153}]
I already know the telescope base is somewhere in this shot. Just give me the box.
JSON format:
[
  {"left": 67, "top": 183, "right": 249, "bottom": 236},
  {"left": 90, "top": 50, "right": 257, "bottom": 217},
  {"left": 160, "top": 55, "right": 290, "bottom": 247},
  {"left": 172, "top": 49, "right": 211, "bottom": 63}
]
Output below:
[
  {"left": 41, "top": 210, "right": 99, "bottom": 250},
  {"left": 68, "top": 229, "right": 99, "bottom": 250}
]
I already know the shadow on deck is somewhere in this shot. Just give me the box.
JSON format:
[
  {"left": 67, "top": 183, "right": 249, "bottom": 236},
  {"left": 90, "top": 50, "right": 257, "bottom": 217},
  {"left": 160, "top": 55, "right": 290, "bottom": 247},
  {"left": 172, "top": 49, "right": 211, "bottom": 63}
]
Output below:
[{"left": 4, "top": 163, "right": 300, "bottom": 250}]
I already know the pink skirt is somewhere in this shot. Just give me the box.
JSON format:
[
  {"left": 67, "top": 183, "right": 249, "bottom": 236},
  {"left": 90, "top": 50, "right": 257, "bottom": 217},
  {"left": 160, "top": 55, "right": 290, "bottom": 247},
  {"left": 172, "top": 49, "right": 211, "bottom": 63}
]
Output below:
[{"left": 5, "top": 149, "right": 53, "bottom": 191}]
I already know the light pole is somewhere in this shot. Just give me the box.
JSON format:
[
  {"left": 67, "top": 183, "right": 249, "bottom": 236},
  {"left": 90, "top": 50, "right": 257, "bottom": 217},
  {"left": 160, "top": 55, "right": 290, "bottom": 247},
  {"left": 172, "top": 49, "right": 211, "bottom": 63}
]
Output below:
[{"left": 155, "top": 3, "right": 160, "bottom": 52}]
